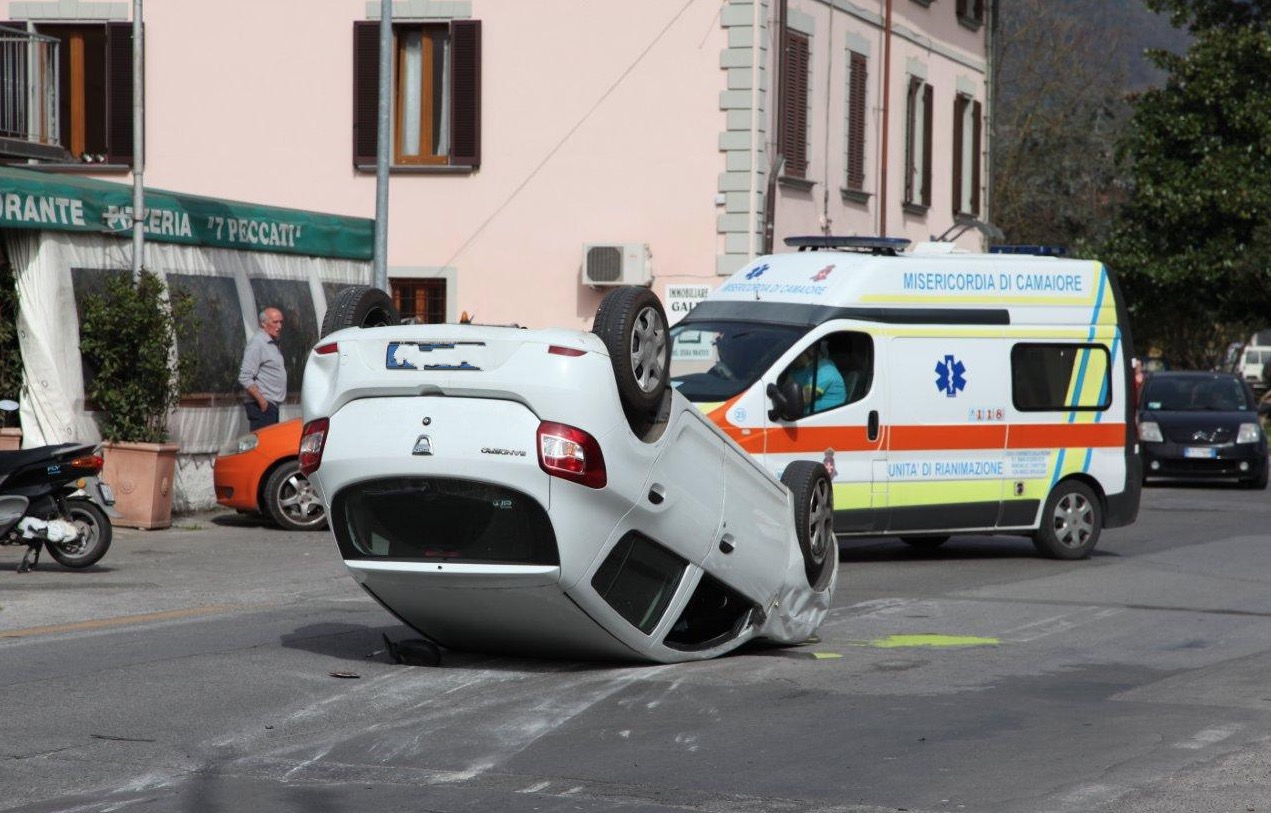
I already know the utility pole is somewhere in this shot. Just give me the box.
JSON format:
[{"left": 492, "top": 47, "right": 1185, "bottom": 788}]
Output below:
[
  {"left": 373, "top": 0, "right": 392, "bottom": 292},
  {"left": 130, "top": 0, "right": 144, "bottom": 279}
]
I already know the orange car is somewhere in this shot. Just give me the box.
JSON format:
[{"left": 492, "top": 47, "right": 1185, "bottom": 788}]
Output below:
[{"left": 213, "top": 418, "right": 326, "bottom": 531}]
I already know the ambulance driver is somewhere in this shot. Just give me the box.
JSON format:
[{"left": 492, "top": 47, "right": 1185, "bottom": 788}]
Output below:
[{"left": 790, "top": 344, "right": 847, "bottom": 414}]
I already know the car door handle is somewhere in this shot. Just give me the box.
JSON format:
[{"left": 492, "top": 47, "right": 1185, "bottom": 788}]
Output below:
[{"left": 868, "top": 410, "right": 879, "bottom": 442}]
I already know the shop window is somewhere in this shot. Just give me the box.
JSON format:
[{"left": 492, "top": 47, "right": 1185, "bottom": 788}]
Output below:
[
  {"left": 166, "top": 274, "right": 247, "bottom": 399},
  {"left": 248, "top": 278, "right": 317, "bottom": 396}
]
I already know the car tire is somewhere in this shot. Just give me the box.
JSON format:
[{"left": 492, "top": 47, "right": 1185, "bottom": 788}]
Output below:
[
  {"left": 1244, "top": 461, "right": 1269, "bottom": 490},
  {"left": 45, "top": 499, "right": 113, "bottom": 569},
  {"left": 321, "top": 285, "right": 400, "bottom": 338},
  {"left": 781, "top": 461, "right": 836, "bottom": 590},
  {"left": 592, "top": 287, "right": 671, "bottom": 420},
  {"left": 263, "top": 460, "right": 327, "bottom": 531},
  {"left": 901, "top": 535, "right": 949, "bottom": 551},
  {"left": 1032, "top": 479, "right": 1101, "bottom": 560}
]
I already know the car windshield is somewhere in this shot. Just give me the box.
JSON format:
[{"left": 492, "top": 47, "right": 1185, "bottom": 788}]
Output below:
[
  {"left": 1141, "top": 375, "right": 1254, "bottom": 412},
  {"left": 669, "top": 320, "right": 806, "bottom": 403}
]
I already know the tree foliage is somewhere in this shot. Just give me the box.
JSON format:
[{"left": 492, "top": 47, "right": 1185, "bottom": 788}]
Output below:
[
  {"left": 79, "top": 270, "right": 197, "bottom": 444},
  {"left": 0, "top": 252, "right": 23, "bottom": 421},
  {"left": 1102, "top": 5, "right": 1271, "bottom": 368},
  {"left": 990, "top": 0, "right": 1132, "bottom": 249}
]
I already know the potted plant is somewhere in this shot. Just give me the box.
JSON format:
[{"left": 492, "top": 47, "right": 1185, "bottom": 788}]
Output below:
[
  {"left": 79, "top": 270, "right": 197, "bottom": 529},
  {"left": 0, "top": 254, "right": 23, "bottom": 450}
]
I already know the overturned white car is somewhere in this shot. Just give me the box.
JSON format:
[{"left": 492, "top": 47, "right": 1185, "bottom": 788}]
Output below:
[{"left": 299, "top": 286, "right": 837, "bottom": 663}]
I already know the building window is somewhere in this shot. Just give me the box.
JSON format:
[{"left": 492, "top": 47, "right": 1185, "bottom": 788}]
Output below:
[
  {"left": 353, "top": 19, "right": 481, "bottom": 170},
  {"left": 844, "top": 51, "right": 868, "bottom": 193},
  {"left": 956, "top": 0, "right": 985, "bottom": 27},
  {"left": 778, "top": 29, "right": 810, "bottom": 180},
  {"left": 17, "top": 21, "right": 135, "bottom": 164},
  {"left": 952, "top": 94, "right": 982, "bottom": 216},
  {"left": 391, "top": 277, "right": 447, "bottom": 324},
  {"left": 903, "top": 77, "right": 932, "bottom": 209}
]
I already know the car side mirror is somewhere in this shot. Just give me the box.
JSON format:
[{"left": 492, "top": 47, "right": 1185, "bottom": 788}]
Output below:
[{"left": 767, "top": 379, "right": 804, "bottom": 422}]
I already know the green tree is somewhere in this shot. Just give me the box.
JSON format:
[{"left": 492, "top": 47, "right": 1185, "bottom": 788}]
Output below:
[{"left": 1102, "top": 2, "right": 1271, "bottom": 368}]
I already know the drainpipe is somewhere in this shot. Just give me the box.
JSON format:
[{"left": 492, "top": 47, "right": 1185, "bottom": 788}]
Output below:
[
  {"left": 373, "top": 0, "right": 392, "bottom": 293},
  {"left": 130, "top": 0, "right": 143, "bottom": 279},
  {"left": 763, "top": 0, "right": 788, "bottom": 254},
  {"left": 984, "top": 0, "right": 998, "bottom": 243},
  {"left": 878, "top": 0, "right": 892, "bottom": 237}
]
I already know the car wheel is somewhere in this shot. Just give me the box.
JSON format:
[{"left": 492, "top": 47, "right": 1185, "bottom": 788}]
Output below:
[
  {"left": 592, "top": 287, "right": 671, "bottom": 420},
  {"left": 1032, "top": 480, "right": 1101, "bottom": 560},
  {"left": 263, "top": 460, "right": 327, "bottom": 531},
  {"left": 321, "top": 285, "right": 400, "bottom": 337},
  {"left": 1244, "top": 461, "right": 1269, "bottom": 490},
  {"left": 901, "top": 535, "right": 949, "bottom": 551},
  {"left": 781, "top": 460, "right": 836, "bottom": 590}
]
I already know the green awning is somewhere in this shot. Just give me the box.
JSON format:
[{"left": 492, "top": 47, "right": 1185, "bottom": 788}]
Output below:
[{"left": 0, "top": 165, "right": 373, "bottom": 261}]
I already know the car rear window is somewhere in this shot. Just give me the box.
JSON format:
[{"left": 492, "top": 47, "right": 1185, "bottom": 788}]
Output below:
[
  {"left": 591, "top": 533, "right": 686, "bottom": 635},
  {"left": 331, "top": 478, "right": 558, "bottom": 565}
]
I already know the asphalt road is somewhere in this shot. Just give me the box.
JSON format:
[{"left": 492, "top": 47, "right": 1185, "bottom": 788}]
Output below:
[{"left": 2, "top": 486, "right": 1271, "bottom": 813}]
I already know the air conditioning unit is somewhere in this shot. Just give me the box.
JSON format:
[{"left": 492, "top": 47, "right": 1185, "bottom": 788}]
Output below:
[{"left": 582, "top": 243, "right": 651, "bottom": 287}]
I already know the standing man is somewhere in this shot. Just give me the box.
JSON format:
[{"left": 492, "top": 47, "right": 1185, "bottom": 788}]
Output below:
[{"left": 239, "top": 307, "right": 286, "bottom": 430}]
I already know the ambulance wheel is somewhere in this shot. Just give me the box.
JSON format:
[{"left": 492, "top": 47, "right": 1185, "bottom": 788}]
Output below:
[
  {"left": 901, "top": 535, "right": 949, "bottom": 551},
  {"left": 1032, "top": 480, "right": 1101, "bottom": 560},
  {"left": 321, "top": 285, "right": 400, "bottom": 337},
  {"left": 782, "top": 461, "right": 836, "bottom": 590},
  {"left": 592, "top": 287, "right": 670, "bottom": 419}
]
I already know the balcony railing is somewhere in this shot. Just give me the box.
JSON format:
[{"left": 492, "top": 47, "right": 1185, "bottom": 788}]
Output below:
[{"left": 0, "top": 24, "right": 64, "bottom": 159}]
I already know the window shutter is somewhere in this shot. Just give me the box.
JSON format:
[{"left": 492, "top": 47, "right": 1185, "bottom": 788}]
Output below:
[
  {"left": 449, "top": 19, "right": 481, "bottom": 168},
  {"left": 779, "top": 30, "right": 809, "bottom": 179},
  {"left": 903, "top": 79, "right": 919, "bottom": 203},
  {"left": 956, "top": 0, "right": 968, "bottom": 16},
  {"left": 105, "top": 21, "right": 134, "bottom": 165},
  {"left": 921, "top": 83, "right": 933, "bottom": 207},
  {"left": 952, "top": 96, "right": 964, "bottom": 215},
  {"left": 352, "top": 21, "right": 380, "bottom": 167},
  {"left": 846, "top": 52, "right": 867, "bottom": 191},
  {"left": 971, "top": 100, "right": 982, "bottom": 215}
]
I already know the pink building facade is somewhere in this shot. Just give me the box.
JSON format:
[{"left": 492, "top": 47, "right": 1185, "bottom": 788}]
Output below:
[{"left": 2, "top": 0, "right": 991, "bottom": 329}]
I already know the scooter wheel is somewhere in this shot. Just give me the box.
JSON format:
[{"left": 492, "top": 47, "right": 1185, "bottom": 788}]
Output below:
[{"left": 45, "top": 499, "right": 113, "bottom": 569}]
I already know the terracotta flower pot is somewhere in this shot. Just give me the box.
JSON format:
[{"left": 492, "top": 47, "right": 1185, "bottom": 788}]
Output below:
[
  {"left": 0, "top": 427, "right": 20, "bottom": 451},
  {"left": 101, "top": 441, "right": 180, "bottom": 530}
]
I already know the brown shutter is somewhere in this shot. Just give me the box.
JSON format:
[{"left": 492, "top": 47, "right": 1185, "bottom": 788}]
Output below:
[
  {"left": 352, "top": 21, "right": 380, "bottom": 167},
  {"left": 903, "top": 79, "right": 918, "bottom": 203},
  {"left": 956, "top": 0, "right": 968, "bottom": 17},
  {"left": 952, "top": 96, "right": 964, "bottom": 214},
  {"left": 971, "top": 100, "right": 982, "bottom": 215},
  {"left": 105, "top": 21, "right": 134, "bottom": 165},
  {"left": 779, "top": 30, "right": 809, "bottom": 179},
  {"left": 921, "top": 83, "right": 933, "bottom": 207},
  {"left": 846, "top": 52, "right": 867, "bottom": 191},
  {"left": 449, "top": 19, "right": 481, "bottom": 168}
]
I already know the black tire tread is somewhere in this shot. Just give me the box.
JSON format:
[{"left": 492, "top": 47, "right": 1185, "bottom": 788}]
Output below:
[
  {"left": 321, "top": 286, "right": 400, "bottom": 338},
  {"left": 591, "top": 286, "right": 670, "bottom": 421},
  {"left": 45, "top": 499, "right": 112, "bottom": 569},
  {"left": 781, "top": 460, "right": 835, "bottom": 590}
]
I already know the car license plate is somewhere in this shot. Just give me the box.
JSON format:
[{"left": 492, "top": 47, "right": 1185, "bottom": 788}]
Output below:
[
  {"left": 386, "top": 341, "right": 483, "bottom": 371},
  {"left": 1183, "top": 447, "right": 1217, "bottom": 459},
  {"left": 97, "top": 482, "right": 116, "bottom": 505}
]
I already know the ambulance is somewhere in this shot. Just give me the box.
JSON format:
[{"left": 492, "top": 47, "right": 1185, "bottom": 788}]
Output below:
[{"left": 668, "top": 236, "right": 1141, "bottom": 559}]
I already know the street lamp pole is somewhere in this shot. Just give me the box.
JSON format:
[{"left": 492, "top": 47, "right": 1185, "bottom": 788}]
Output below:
[
  {"left": 131, "top": 0, "right": 143, "bottom": 279},
  {"left": 373, "top": 0, "right": 392, "bottom": 292}
]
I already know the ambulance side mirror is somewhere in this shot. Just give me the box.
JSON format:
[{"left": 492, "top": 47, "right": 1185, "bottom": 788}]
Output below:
[{"left": 767, "top": 380, "right": 804, "bottom": 422}]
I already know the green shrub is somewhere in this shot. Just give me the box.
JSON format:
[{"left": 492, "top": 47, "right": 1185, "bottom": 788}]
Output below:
[{"left": 79, "top": 270, "right": 197, "bottom": 443}]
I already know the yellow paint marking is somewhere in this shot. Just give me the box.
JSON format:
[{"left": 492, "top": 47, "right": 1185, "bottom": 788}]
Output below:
[
  {"left": 811, "top": 652, "right": 843, "bottom": 660},
  {"left": 0, "top": 604, "right": 247, "bottom": 639},
  {"left": 867, "top": 634, "right": 1000, "bottom": 649}
]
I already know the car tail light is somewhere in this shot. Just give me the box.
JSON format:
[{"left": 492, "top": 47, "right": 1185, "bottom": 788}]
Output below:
[
  {"left": 315, "top": 342, "right": 339, "bottom": 355},
  {"left": 299, "top": 418, "right": 330, "bottom": 476},
  {"left": 548, "top": 345, "right": 586, "bottom": 357},
  {"left": 537, "top": 421, "right": 606, "bottom": 489}
]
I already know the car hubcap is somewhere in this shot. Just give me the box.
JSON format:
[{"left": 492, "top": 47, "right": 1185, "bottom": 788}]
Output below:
[
  {"left": 629, "top": 306, "right": 667, "bottom": 394},
  {"left": 279, "top": 473, "right": 324, "bottom": 524},
  {"left": 807, "top": 479, "right": 833, "bottom": 564},
  {"left": 1052, "top": 492, "right": 1093, "bottom": 548}
]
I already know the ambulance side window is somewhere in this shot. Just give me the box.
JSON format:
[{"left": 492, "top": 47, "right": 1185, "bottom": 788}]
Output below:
[
  {"left": 1012, "top": 343, "right": 1111, "bottom": 411},
  {"left": 777, "top": 331, "right": 873, "bottom": 416}
]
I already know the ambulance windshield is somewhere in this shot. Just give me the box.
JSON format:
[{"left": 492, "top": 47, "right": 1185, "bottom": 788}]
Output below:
[{"left": 669, "top": 321, "right": 805, "bottom": 402}]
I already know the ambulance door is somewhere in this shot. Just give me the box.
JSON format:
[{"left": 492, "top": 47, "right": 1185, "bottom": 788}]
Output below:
[
  {"left": 883, "top": 334, "right": 1008, "bottom": 533},
  {"left": 762, "top": 327, "right": 887, "bottom": 533}
]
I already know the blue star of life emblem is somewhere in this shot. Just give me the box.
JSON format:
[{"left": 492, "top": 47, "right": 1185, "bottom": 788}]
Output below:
[
  {"left": 935, "top": 354, "right": 967, "bottom": 397},
  {"left": 745, "top": 263, "right": 769, "bottom": 280}
]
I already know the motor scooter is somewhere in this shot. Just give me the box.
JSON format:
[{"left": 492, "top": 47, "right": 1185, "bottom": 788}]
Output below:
[{"left": 0, "top": 400, "right": 116, "bottom": 572}]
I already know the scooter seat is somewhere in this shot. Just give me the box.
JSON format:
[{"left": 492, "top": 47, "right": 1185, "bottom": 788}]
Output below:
[{"left": 0, "top": 443, "right": 96, "bottom": 477}]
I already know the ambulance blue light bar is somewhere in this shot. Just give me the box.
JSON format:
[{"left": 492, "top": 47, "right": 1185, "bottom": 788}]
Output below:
[
  {"left": 988, "top": 244, "right": 1068, "bottom": 256},
  {"left": 785, "top": 235, "right": 912, "bottom": 254}
]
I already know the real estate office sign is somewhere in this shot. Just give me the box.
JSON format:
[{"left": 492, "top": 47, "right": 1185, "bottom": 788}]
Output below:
[{"left": 0, "top": 166, "right": 372, "bottom": 261}]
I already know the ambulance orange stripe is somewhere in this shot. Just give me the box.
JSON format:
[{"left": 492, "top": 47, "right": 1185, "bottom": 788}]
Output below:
[
  {"left": 888, "top": 424, "right": 1007, "bottom": 451},
  {"left": 1006, "top": 422, "right": 1125, "bottom": 449}
]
